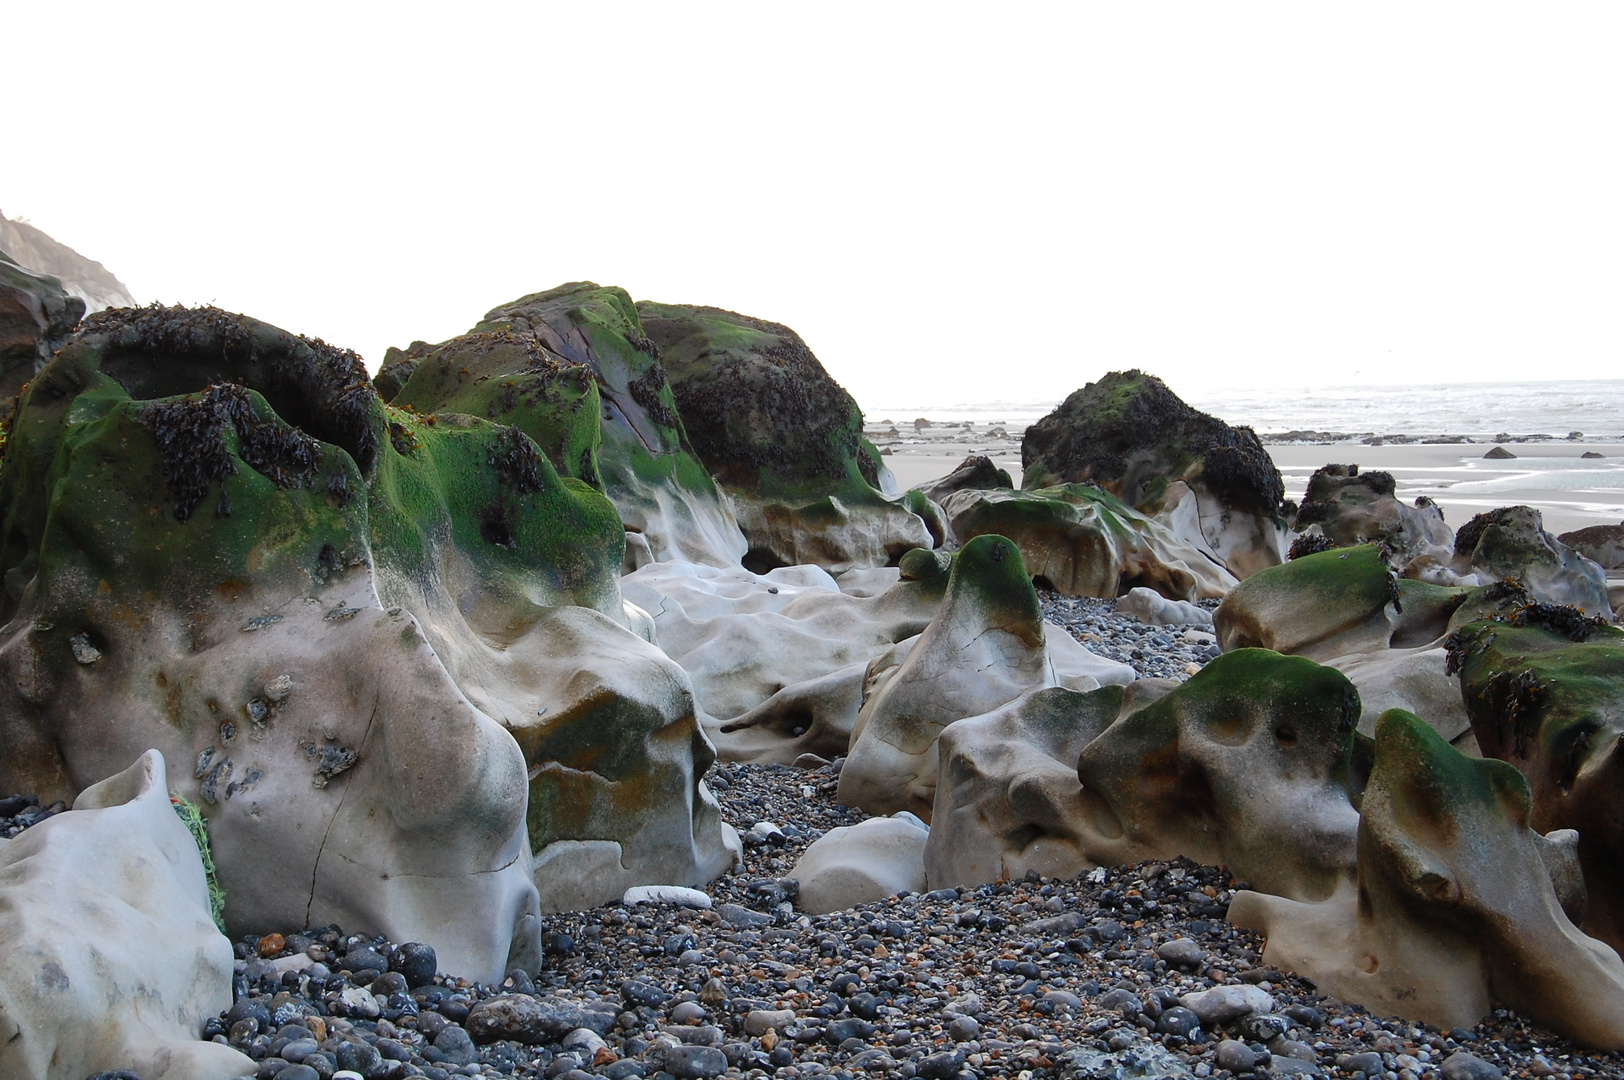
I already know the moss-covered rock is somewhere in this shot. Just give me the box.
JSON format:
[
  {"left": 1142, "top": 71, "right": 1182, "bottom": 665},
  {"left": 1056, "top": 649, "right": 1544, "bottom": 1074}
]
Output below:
[
  {"left": 1214, "top": 544, "right": 1406, "bottom": 658},
  {"left": 1453, "top": 506, "right": 1611, "bottom": 614},
  {"left": 1231, "top": 709, "right": 1624, "bottom": 1045},
  {"left": 636, "top": 300, "right": 934, "bottom": 572},
  {"left": 1446, "top": 609, "right": 1624, "bottom": 955},
  {"left": 1021, "top": 371, "right": 1285, "bottom": 579},
  {"left": 1292, "top": 464, "right": 1456, "bottom": 575},
  {"left": 0, "top": 303, "right": 736, "bottom": 966},
  {"left": 917, "top": 454, "right": 1013, "bottom": 505},
  {"left": 1075, "top": 649, "right": 1362, "bottom": 901},
  {"left": 393, "top": 283, "right": 748, "bottom": 567},
  {"left": 941, "top": 484, "right": 1237, "bottom": 600}
]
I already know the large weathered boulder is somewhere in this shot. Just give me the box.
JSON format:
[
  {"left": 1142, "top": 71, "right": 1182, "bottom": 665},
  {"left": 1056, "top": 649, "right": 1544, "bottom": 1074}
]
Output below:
[
  {"left": 1230, "top": 709, "right": 1624, "bottom": 1047},
  {"left": 1446, "top": 607, "right": 1624, "bottom": 955},
  {"left": 387, "top": 282, "right": 748, "bottom": 567},
  {"left": 1291, "top": 464, "right": 1456, "bottom": 575},
  {"left": 0, "top": 248, "right": 83, "bottom": 400},
  {"left": 0, "top": 304, "right": 734, "bottom": 969},
  {"left": 837, "top": 535, "right": 1133, "bottom": 819},
  {"left": 1021, "top": 371, "right": 1285, "bottom": 578},
  {"left": 941, "top": 484, "right": 1236, "bottom": 600},
  {"left": 1452, "top": 506, "right": 1611, "bottom": 615},
  {"left": 1075, "top": 649, "right": 1363, "bottom": 901},
  {"left": 0, "top": 750, "right": 254, "bottom": 1080},
  {"left": 925, "top": 684, "right": 1132, "bottom": 889},
  {"left": 635, "top": 301, "right": 933, "bottom": 573},
  {"left": 1559, "top": 523, "right": 1624, "bottom": 572},
  {"left": 789, "top": 814, "right": 930, "bottom": 914}
]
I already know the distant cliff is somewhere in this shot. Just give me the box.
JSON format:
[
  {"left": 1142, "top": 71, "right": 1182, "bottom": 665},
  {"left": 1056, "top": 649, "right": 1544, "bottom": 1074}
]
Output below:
[{"left": 0, "top": 212, "right": 135, "bottom": 312}]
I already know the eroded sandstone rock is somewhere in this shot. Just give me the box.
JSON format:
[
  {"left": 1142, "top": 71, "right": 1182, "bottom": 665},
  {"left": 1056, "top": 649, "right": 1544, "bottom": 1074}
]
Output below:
[
  {"left": 0, "top": 249, "right": 83, "bottom": 400},
  {"left": 1291, "top": 464, "right": 1456, "bottom": 574},
  {"left": 1230, "top": 709, "right": 1624, "bottom": 1047},
  {"left": 0, "top": 751, "right": 254, "bottom": 1080},
  {"left": 1446, "top": 607, "right": 1624, "bottom": 954},
  {"left": 1074, "top": 649, "right": 1363, "bottom": 901},
  {"left": 790, "top": 814, "right": 930, "bottom": 914},
  {"left": 637, "top": 301, "right": 934, "bottom": 572},
  {"left": 838, "top": 535, "right": 1133, "bottom": 819},
  {"left": 1453, "top": 506, "right": 1610, "bottom": 615},
  {"left": 1021, "top": 371, "right": 1285, "bottom": 579},
  {"left": 941, "top": 485, "right": 1236, "bottom": 600}
]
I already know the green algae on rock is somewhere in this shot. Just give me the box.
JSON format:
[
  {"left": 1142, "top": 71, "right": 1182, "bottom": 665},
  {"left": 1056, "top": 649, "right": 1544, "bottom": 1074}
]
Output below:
[
  {"left": 1231, "top": 708, "right": 1624, "bottom": 1047},
  {"left": 1075, "top": 648, "right": 1363, "bottom": 902},
  {"left": 1446, "top": 609, "right": 1624, "bottom": 957},
  {"left": 1021, "top": 370, "right": 1286, "bottom": 580},
  {"left": 941, "top": 483, "right": 1238, "bottom": 601},
  {"left": 0, "top": 303, "right": 738, "bottom": 974},
  {"left": 637, "top": 300, "right": 935, "bottom": 573},
  {"left": 391, "top": 282, "right": 747, "bottom": 568}
]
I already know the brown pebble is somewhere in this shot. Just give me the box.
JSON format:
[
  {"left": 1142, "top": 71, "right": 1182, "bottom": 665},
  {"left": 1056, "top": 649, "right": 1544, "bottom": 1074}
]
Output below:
[
  {"left": 305, "top": 1016, "right": 327, "bottom": 1041},
  {"left": 256, "top": 933, "right": 286, "bottom": 958}
]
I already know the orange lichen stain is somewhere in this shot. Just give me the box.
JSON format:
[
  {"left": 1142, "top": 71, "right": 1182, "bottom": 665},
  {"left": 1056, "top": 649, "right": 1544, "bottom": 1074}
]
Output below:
[
  {"left": 97, "top": 580, "right": 112, "bottom": 595},
  {"left": 214, "top": 580, "right": 249, "bottom": 603}
]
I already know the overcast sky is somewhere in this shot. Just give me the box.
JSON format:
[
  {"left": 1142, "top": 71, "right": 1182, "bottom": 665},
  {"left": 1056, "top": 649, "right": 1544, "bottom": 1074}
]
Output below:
[{"left": 9, "top": 3, "right": 1622, "bottom": 407}]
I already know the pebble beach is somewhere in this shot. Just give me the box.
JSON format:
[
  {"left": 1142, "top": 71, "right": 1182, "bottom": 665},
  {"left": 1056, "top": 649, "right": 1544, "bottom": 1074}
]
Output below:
[{"left": 5, "top": 605, "right": 1609, "bottom": 1080}]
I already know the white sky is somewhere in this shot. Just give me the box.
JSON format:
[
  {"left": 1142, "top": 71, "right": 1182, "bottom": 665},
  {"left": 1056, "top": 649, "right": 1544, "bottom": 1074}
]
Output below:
[{"left": 8, "top": 3, "right": 1622, "bottom": 408}]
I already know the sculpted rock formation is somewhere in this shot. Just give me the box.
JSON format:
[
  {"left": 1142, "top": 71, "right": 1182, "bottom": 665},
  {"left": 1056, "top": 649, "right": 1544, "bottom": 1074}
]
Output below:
[
  {"left": 1291, "top": 464, "right": 1456, "bottom": 577},
  {"left": 1446, "top": 607, "right": 1624, "bottom": 955},
  {"left": 0, "top": 304, "right": 734, "bottom": 972},
  {"left": 1073, "top": 649, "right": 1363, "bottom": 901},
  {"left": 941, "top": 484, "right": 1236, "bottom": 600},
  {"left": 1230, "top": 709, "right": 1624, "bottom": 1048},
  {"left": 1215, "top": 544, "right": 1478, "bottom": 746},
  {"left": 0, "top": 249, "right": 83, "bottom": 399},
  {"left": 636, "top": 301, "right": 934, "bottom": 573},
  {"left": 838, "top": 535, "right": 1133, "bottom": 819},
  {"left": 385, "top": 282, "right": 747, "bottom": 567},
  {"left": 0, "top": 750, "right": 254, "bottom": 1080},
  {"left": 925, "top": 684, "right": 1133, "bottom": 889},
  {"left": 917, "top": 454, "right": 1013, "bottom": 505},
  {"left": 0, "top": 211, "right": 136, "bottom": 314},
  {"left": 1453, "top": 506, "right": 1611, "bottom": 615},
  {"left": 1021, "top": 371, "right": 1286, "bottom": 579}
]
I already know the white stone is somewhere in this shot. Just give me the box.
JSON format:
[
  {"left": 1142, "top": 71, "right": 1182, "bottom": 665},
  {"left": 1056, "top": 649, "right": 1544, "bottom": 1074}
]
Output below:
[
  {"left": 1179, "top": 985, "right": 1276, "bottom": 1027},
  {"left": 0, "top": 750, "right": 254, "bottom": 1080},
  {"left": 1116, "top": 586, "right": 1214, "bottom": 626},
  {"left": 623, "top": 885, "right": 713, "bottom": 909}
]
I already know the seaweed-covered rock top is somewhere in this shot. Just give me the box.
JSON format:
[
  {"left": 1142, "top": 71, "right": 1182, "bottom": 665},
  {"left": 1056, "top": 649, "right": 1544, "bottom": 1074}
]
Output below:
[
  {"left": 1021, "top": 370, "right": 1283, "bottom": 517},
  {"left": 635, "top": 301, "right": 879, "bottom": 492}
]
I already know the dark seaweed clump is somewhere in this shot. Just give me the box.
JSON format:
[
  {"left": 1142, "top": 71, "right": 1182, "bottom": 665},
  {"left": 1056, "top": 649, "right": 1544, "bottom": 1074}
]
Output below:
[
  {"left": 627, "top": 363, "right": 681, "bottom": 432},
  {"left": 487, "top": 426, "right": 546, "bottom": 494},
  {"left": 1287, "top": 533, "right": 1337, "bottom": 560},
  {"left": 1502, "top": 601, "right": 1609, "bottom": 643},
  {"left": 82, "top": 304, "right": 381, "bottom": 476},
  {"left": 139, "top": 383, "right": 322, "bottom": 521}
]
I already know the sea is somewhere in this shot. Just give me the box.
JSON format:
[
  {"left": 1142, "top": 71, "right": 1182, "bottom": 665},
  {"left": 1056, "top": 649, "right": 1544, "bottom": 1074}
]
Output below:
[{"left": 863, "top": 379, "right": 1624, "bottom": 441}]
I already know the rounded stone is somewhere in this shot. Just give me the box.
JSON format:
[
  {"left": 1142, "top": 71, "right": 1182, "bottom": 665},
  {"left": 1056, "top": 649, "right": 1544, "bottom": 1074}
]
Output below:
[
  {"left": 947, "top": 1015, "right": 980, "bottom": 1042},
  {"left": 663, "top": 1043, "right": 728, "bottom": 1079},
  {"left": 1215, "top": 1039, "right": 1257, "bottom": 1073},
  {"left": 389, "top": 941, "right": 441, "bottom": 987}
]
